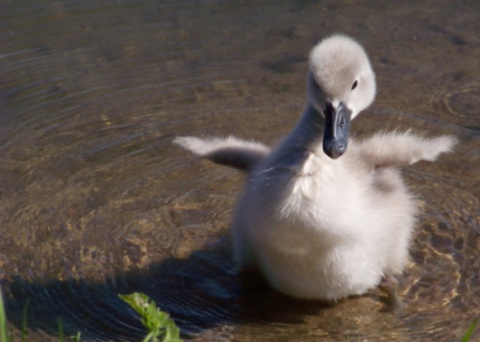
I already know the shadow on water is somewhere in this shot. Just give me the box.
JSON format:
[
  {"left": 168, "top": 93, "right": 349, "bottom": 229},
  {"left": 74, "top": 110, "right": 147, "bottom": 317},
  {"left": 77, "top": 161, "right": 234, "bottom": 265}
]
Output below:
[{"left": 4, "top": 239, "right": 333, "bottom": 341}]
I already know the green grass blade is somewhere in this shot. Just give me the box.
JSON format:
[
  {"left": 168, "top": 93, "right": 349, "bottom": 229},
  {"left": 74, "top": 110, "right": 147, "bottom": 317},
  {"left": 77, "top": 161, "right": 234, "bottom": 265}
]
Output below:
[
  {"left": 57, "top": 317, "right": 64, "bottom": 342},
  {"left": 461, "top": 319, "right": 478, "bottom": 342},
  {"left": 142, "top": 330, "right": 157, "bottom": 342},
  {"left": 72, "top": 331, "right": 82, "bottom": 342},
  {"left": 0, "top": 285, "right": 10, "bottom": 342},
  {"left": 21, "top": 298, "right": 30, "bottom": 342}
]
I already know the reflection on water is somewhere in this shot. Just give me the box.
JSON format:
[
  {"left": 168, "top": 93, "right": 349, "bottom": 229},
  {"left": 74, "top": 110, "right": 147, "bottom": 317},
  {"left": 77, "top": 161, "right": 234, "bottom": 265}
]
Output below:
[{"left": 1, "top": 0, "right": 479, "bottom": 341}]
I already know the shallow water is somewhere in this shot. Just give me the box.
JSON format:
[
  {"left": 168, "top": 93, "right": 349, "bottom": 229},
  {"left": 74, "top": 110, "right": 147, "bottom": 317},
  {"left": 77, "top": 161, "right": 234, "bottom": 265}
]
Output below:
[{"left": 1, "top": 1, "right": 479, "bottom": 341}]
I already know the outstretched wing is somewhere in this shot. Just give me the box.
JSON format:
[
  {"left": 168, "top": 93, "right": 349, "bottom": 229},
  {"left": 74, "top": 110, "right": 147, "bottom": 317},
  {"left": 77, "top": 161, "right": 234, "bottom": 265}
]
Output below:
[
  {"left": 174, "top": 136, "right": 271, "bottom": 172},
  {"left": 352, "top": 131, "right": 457, "bottom": 168}
]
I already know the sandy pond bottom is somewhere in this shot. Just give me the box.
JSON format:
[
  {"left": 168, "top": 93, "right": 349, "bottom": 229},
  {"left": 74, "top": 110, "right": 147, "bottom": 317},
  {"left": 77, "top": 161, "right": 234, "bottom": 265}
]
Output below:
[{"left": 1, "top": 1, "right": 479, "bottom": 341}]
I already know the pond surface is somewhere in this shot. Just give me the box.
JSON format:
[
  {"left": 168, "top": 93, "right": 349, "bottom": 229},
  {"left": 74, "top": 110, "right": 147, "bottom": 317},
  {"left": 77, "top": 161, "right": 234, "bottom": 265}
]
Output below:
[{"left": 1, "top": 1, "right": 479, "bottom": 341}]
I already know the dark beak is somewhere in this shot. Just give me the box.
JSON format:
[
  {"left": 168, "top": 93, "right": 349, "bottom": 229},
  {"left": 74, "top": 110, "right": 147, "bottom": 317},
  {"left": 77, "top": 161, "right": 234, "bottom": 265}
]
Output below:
[{"left": 323, "top": 101, "right": 352, "bottom": 159}]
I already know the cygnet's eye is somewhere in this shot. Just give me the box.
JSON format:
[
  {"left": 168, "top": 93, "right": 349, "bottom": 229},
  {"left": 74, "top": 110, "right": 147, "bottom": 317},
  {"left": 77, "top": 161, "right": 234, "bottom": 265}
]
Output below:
[{"left": 351, "top": 80, "right": 358, "bottom": 90}]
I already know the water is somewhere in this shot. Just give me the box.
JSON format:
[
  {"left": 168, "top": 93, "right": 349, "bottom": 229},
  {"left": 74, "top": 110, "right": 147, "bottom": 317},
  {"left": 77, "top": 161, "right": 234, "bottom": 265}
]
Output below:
[{"left": 1, "top": 1, "right": 479, "bottom": 341}]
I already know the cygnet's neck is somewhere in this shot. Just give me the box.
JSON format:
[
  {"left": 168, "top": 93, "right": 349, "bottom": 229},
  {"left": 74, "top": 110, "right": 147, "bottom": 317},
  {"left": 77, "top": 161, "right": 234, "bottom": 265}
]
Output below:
[{"left": 270, "top": 103, "right": 325, "bottom": 169}]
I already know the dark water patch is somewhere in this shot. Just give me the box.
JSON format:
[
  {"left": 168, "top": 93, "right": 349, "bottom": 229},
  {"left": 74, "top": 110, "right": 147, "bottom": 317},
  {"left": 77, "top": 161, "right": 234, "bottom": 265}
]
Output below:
[{"left": 261, "top": 54, "right": 306, "bottom": 74}]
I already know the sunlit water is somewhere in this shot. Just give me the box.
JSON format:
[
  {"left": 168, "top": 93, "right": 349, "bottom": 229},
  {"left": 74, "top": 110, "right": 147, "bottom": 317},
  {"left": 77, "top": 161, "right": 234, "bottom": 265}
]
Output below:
[{"left": 1, "top": 1, "right": 479, "bottom": 341}]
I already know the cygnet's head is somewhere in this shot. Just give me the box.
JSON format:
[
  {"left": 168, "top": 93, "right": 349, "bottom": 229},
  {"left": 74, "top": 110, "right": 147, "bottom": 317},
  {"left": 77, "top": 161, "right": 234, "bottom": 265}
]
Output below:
[{"left": 307, "top": 34, "right": 376, "bottom": 159}]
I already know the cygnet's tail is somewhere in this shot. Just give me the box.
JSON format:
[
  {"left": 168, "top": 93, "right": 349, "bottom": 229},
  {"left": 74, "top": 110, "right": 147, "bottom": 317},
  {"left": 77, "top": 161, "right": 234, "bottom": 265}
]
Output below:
[
  {"left": 354, "top": 131, "right": 457, "bottom": 168},
  {"left": 174, "top": 136, "right": 270, "bottom": 172}
]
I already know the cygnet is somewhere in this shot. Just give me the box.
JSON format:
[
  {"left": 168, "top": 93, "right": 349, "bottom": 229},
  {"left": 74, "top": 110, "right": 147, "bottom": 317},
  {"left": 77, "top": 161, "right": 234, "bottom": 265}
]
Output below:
[{"left": 175, "top": 34, "right": 457, "bottom": 306}]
